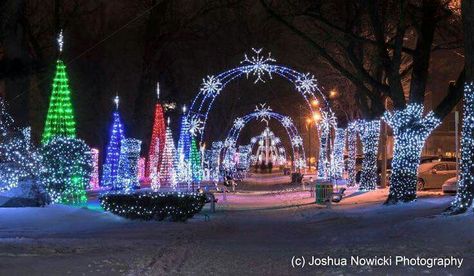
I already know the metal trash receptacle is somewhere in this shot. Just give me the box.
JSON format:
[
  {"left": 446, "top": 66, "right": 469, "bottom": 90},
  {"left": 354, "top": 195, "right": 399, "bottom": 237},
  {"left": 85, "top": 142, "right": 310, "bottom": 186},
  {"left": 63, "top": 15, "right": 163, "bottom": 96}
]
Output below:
[{"left": 315, "top": 182, "right": 333, "bottom": 204}]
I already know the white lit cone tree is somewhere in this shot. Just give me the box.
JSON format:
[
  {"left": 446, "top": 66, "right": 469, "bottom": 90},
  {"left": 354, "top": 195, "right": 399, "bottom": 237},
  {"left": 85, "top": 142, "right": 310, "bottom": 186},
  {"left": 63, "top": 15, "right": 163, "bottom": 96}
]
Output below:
[{"left": 159, "top": 125, "right": 177, "bottom": 189}]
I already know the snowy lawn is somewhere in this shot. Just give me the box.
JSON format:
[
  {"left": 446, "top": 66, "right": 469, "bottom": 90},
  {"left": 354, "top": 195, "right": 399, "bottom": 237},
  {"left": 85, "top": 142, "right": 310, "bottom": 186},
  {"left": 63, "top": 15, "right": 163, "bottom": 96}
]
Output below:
[{"left": 0, "top": 188, "right": 473, "bottom": 275}]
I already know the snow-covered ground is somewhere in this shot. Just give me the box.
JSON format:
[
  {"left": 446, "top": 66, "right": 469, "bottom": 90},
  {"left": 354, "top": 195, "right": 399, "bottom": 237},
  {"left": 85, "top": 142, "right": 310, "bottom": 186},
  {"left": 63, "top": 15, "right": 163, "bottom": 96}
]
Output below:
[{"left": 1, "top": 182, "right": 473, "bottom": 275}]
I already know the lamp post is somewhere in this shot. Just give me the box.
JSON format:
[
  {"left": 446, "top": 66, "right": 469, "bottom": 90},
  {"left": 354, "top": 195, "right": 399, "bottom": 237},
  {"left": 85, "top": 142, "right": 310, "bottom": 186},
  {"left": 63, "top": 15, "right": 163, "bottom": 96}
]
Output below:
[{"left": 306, "top": 107, "right": 321, "bottom": 172}]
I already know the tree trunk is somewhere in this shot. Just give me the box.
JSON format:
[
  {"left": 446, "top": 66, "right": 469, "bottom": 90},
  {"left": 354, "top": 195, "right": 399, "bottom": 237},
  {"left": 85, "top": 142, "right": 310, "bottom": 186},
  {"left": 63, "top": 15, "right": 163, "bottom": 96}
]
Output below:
[
  {"left": 347, "top": 123, "right": 358, "bottom": 186},
  {"left": 384, "top": 104, "right": 440, "bottom": 204},
  {"left": 449, "top": 0, "right": 474, "bottom": 214},
  {"left": 317, "top": 126, "right": 329, "bottom": 178},
  {"left": 330, "top": 128, "right": 345, "bottom": 179},
  {"left": 358, "top": 120, "right": 380, "bottom": 191}
]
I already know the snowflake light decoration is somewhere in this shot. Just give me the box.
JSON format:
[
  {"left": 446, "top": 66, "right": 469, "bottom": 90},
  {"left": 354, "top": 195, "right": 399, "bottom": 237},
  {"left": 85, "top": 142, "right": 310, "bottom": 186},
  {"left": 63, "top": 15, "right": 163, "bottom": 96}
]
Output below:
[
  {"left": 294, "top": 158, "right": 306, "bottom": 169},
  {"left": 240, "top": 48, "right": 276, "bottom": 83},
  {"left": 233, "top": 117, "right": 245, "bottom": 130},
  {"left": 321, "top": 110, "right": 337, "bottom": 130},
  {"left": 250, "top": 137, "right": 257, "bottom": 144},
  {"left": 188, "top": 115, "right": 204, "bottom": 137},
  {"left": 200, "top": 75, "right": 222, "bottom": 97},
  {"left": 295, "top": 73, "right": 317, "bottom": 95},
  {"left": 255, "top": 103, "right": 272, "bottom": 123},
  {"left": 281, "top": 116, "right": 293, "bottom": 128},
  {"left": 224, "top": 137, "right": 236, "bottom": 148},
  {"left": 291, "top": 135, "right": 303, "bottom": 147},
  {"left": 212, "top": 141, "right": 223, "bottom": 149}
]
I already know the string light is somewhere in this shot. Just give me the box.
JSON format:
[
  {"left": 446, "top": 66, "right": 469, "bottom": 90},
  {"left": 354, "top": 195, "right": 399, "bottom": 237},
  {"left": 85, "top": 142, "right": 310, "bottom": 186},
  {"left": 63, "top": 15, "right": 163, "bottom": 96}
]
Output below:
[
  {"left": 189, "top": 48, "right": 331, "bottom": 143},
  {"left": 317, "top": 111, "right": 336, "bottom": 178},
  {"left": 190, "top": 137, "right": 203, "bottom": 183},
  {"left": 41, "top": 59, "right": 76, "bottom": 144},
  {"left": 117, "top": 138, "right": 142, "bottom": 192},
  {"left": 330, "top": 128, "right": 345, "bottom": 179},
  {"left": 358, "top": 120, "right": 381, "bottom": 191},
  {"left": 39, "top": 137, "right": 92, "bottom": 205},
  {"left": 138, "top": 157, "right": 146, "bottom": 181},
  {"left": 99, "top": 191, "right": 206, "bottom": 221},
  {"left": 177, "top": 111, "right": 192, "bottom": 183},
  {"left": 89, "top": 148, "right": 100, "bottom": 190},
  {"left": 102, "top": 98, "right": 125, "bottom": 188},
  {"left": 150, "top": 140, "right": 161, "bottom": 191},
  {"left": 0, "top": 102, "right": 40, "bottom": 193},
  {"left": 450, "top": 82, "right": 474, "bottom": 212},
  {"left": 222, "top": 106, "right": 305, "bottom": 172},
  {"left": 159, "top": 124, "right": 178, "bottom": 189},
  {"left": 346, "top": 122, "right": 358, "bottom": 186},
  {"left": 384, "top": 104, "right": 440, "bottom": 203},
  {"left": 147, "top": 85, "right": 166, "bottom": 177}
]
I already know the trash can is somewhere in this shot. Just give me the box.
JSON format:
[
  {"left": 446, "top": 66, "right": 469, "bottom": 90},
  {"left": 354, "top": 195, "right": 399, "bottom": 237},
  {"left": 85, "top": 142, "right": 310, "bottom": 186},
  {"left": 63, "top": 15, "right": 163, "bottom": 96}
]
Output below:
[{"left": 315, "top": 183, "right": 333, "bottom": 204}]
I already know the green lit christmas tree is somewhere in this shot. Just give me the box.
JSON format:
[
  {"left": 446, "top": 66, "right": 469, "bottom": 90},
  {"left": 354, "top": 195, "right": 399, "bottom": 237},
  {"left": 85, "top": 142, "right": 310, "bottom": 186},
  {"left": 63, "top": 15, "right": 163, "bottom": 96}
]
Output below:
[
  {"left": 42, "top": 31, "right": 76, "bottom": 144},
  {"left": 190, "top": 137, "right": 202, "bottom": 182}
]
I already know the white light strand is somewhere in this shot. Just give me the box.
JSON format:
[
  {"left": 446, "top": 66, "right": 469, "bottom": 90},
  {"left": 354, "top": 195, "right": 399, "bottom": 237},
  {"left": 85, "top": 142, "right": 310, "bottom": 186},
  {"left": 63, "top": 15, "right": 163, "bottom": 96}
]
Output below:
[
  {"left": 346, "top": 122, "right": 358, "bottom": 186},
  {"left": 451, "top": 82, "right": 474, "bottom": 212},
  {"left": 383, "top": 104, "right": 440, "bottom": 203},
  {"left": 358, "top": 120, "right": 381, "bottom": 191},
  {"left": 330, "top": 128, "right": 345, "bottom": 179}
]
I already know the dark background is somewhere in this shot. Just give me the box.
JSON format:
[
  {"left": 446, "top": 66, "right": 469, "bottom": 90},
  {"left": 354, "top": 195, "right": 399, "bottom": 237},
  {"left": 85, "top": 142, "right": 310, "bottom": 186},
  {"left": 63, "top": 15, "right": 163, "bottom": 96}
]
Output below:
[{"left": 0, "top": 0, "right": 460, "bottom": 159}]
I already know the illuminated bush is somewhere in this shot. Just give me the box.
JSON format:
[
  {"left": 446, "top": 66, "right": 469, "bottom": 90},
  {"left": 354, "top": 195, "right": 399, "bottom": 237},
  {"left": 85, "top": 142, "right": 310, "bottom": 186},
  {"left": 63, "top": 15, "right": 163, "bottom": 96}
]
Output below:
[
  {"left": 99, "top": 192, "right": 207, "bottom": 222},
  {"left": 39, "top": 137, "right": 92, "bottom": 204}
]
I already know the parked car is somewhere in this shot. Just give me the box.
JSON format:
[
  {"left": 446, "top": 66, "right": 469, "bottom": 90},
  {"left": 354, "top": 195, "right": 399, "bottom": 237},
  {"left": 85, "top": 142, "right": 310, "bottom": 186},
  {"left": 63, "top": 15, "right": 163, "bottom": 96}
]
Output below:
[
  {"left": 417, "top": 161, "right": 457, "bottom": 190},
  {"left": 442, "top": 177, "right": 458, "bottom": 194}
]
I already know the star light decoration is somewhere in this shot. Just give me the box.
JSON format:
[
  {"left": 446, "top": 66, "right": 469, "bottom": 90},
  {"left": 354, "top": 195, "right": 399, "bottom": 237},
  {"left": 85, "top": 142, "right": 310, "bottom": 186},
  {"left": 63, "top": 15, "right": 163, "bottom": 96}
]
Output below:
[
  {"left": 233, "top": 117, "right": 245, "bottom": 130},
  {"left": 200, "top": 75, "right": 222, "bottom": 98},
  {"left": 295, "top": 73, "right": 318, "bottom": 95},
  {"left": 188, "top": 115, "right": 204, "bottom": 137},
  {"left": 241, "top": 48, "right": 276, "bottom": 83},
  {"left": 255, "top": 103, "right": 272, "bottom": 124},
  {"left": 57, "top": 29, "right": 64, "bottom": 52}
]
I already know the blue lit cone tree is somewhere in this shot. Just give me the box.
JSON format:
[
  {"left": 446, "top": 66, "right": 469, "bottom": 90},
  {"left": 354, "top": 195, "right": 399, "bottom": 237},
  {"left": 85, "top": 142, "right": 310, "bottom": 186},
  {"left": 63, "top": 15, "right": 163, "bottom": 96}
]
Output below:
[
  {"left": 102, "top": 96, "right": 125, "bottom": 188},
  {"left": 177, "top": 110, "right": 191, "bottom": 183}
]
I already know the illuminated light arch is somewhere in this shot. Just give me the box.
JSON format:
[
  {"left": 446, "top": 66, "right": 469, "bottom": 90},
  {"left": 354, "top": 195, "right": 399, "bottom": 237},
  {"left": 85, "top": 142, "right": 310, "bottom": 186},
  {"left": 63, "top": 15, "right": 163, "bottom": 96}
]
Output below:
[
  {"left": 222, "top": 107, "right": 306, "bottom": 171},
  {"left": 188, "top": 48, "right": 333, "bottom": 141}
]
